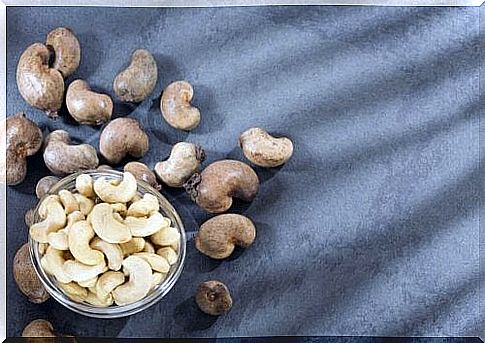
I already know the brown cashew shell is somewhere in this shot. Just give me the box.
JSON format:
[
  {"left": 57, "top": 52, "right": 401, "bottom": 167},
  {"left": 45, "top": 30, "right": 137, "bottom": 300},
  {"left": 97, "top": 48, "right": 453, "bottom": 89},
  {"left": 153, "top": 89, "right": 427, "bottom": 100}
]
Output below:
[
  {"left": 113, "top": 49, "right": 157, "bottom": 103},
  {"left": 45, "top": 27, "right": 81, "bottom": 77},
  {"left": 196, "top": 214, "right": 256, "bottom": 259},
  {"left": 239, "top": 128, "right": 294, "bottom": 167},
  {"left": 66, "top": 80, "right": 113, "bottom": 125},
  {"left": 184, "top": 159, "right": 259, "bottom": 213},
  {"left": 124, "top": 161, "right": 160, "bottom": 190},
  {"left": 43, "top": 130, "right": 99, "bottom": 175},
  {"left": 99, "top": 118, "right": 149, "bottom": 164},
  {"left": 5, "top": 113, "right": 43, "bottom": 185},
  {"left": 160, "top": 81, "right": 200, "bottom": 131},
  {"left": 13, "top": 243, "right": 50, "bottom": 304},
  {"left": 16, "top": 43, "right": 64, "bottom": 117},
  {"left": 196, "top": 280, "right": 233, "bottom": 316}
]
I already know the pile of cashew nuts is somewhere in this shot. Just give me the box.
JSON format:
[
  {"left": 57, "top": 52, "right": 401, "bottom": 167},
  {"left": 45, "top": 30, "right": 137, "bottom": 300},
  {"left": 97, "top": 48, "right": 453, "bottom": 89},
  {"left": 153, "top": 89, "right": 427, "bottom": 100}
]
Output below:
[{"left": 7, "top": 26, "right": 295, "bottom": 327}]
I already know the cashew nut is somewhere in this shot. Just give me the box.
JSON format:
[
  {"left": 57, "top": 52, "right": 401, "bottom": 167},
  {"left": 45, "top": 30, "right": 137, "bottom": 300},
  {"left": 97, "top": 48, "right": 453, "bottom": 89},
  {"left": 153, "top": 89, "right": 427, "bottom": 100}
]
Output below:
[
  {"left": 143, "top": 241, "right": 155, "bottom": 253},
  {"left": 113, "top": 49, "right": 157, "bottom": 103},
  {"left": 73, "top": 193, "right": 94, "bottom": 216},
  {"left": 89, "top": 203, "right": 132, "bottom": 243},
  {"left": 47, "top": 230, "right": 69, "bottom": 250},
  {"left": 68, "top": 221, "right": 105, "bottom": 265},
  {"left": 78, "top": 277, "right": 98, "bottom": 288},
  {"left": 196, "top": 214, "right": 256, "bottom": 259},
  {"left": 155, "top": 142, "right": 205, "bottom": 187},
  {"left": 16, "top": 43, "right": 64, "bottom": 116},
  {"left": 58, "top": 189, "right": 80, "bottom": 214},
  {"left": 44, "top": 246, "right": 72, "bottom": 284},
  {"left": 58, "top": 282, "right": 88, "bottom": 302},
  {"left": 85, "top": 291, "right": 114, "bottom": 307},
  {"left": 64, "top": 259, "right": 107, "bottom": 283},
  {"left": 150, "top": 226, "right": 180, "bottom": 246},
  {"left": 196, "top": 280, "right": 233, "bottom": 316},
  {"left": 66, "top": 79, "right": 113, "bottom": 125},
  {"left": 112, "top": 256, "right": 152, "bottom": 306},
  {"left": 22, "top": 319, "right": 56, "bottom": 338},
  {"left": 30, "top": 195, "right": 67, "bottom": 243},
  {"left": 133, "top": 252, "right": 170, "bottom": 273},
  {"left": 25, "top": 208, "right": 35, "bottom": 227},
  {"left": 156, "top": 247, "right": 178, "bottom": 265},
  {"left": 120, "top": 237, "right": 146, "bottom": 256},
  {"left": 93, "top": 172, "right": 137, "bottom": 203},
  {"left": 151, "top": 272, "right": 166, "bottom": 289},
  {"left": 45, "top": 27, "right": 81, "bottom": 78},
  {"left": 13, "top": 243, "right": 49, "bottom": 303},
  {"left": 125, "top": 212, "right": 169, "bottom": 237},
  {"left": 90, "top": 237, "right": 123, "bottom": 271},
  {"left": 75, "top": 173, "right": 95, "bottom": 197},
  {"left": 43, "top": 130, "right": 99, "bottom": 175},
  {"left": 239, "top": 128, "right": 294, "bottom": 167},
  {"left": 5, "top": 113, "right": 43, "bottom": 185},
  {"left": 36, "top": 175, "right": 60, "bottom": 199},
  {"left": 184, "top": 160, "right": 259, "bottom": 213},
  {"left": 95, "top": 271, "right": 125, "bottom": 298},
  {"left": 124, "top": 161, "right": 160, "bottom": 190},
  {"left": 160, "top": 81, "right": 200, "bottom": 130},
  {"left": 126, "top": 193, "right": 159, "bottom": 217},
  {"left": 99, "top": 118, "right": 149, "bottom": 164}
]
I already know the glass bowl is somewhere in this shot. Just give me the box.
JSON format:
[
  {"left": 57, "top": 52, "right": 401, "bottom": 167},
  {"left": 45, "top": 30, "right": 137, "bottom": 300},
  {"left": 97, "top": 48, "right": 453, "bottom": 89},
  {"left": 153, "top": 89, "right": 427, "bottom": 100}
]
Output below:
[{"left": 28, "top": 169, "right": 186, "bottom": 318}]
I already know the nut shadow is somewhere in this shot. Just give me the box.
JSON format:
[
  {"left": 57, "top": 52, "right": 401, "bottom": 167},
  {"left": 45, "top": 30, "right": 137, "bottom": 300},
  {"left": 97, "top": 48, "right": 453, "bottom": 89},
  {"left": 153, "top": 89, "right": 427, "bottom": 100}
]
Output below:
[
  {"left": 173, "top": 297, "right": 218, "bottom": 332},
  {"left": 72, "top": 31, "right": 103, "bottom": 80},
  {"left": 191, "top": 84, "right": 224, "bottom": 135},
  {"left": 149, "top": 53, "right": 182, "bottom": 113}
]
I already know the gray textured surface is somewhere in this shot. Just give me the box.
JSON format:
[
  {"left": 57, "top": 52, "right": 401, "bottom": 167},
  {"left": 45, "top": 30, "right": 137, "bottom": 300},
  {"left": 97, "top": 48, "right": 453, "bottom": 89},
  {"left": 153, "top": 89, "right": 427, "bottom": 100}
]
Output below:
[{"left": 5, "top": 5, "right": 481, "bottom": 338}]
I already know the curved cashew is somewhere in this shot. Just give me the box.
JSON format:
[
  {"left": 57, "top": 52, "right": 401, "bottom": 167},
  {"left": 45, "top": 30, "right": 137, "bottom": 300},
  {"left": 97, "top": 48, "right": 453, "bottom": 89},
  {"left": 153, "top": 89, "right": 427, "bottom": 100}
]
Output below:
[
  {"left": 125, "top": 212, "right": 169, "bottom": 237},
  {"left": 45, "top": 27, "right": 81, "bottom": 78},
  {"left": 30, "top": 195, "right": 67, "bottom": 243},
  {"left": 35, "top": 175, "right": 60, "bottom": 199},
  {"left": 126, "top": 193, "right": 159, "bottom": 217},
  {"left": 133, "top": 252, "right": 170, "bottom": 273},
  {"left": 120, "top": 237, "right": 145, "bottom": 256},
  {"left": 68, "top": 221, "right": 105, "bottom": 265},
  {"left": 124, "top": 161, "right": 160, "bottom": 190},
  {"left": 85, "top": 291, "right": 113, "bottom": 307},
  {"left": 75, "top": 174, "right": 95, "bottom": 197},
  {"left": 73, "top": 193, "right": 94, "bottom": 216},
  {"left": 66, "top": 79, "right": 113, "bottom": 125},
  {"left": 58, "top": 189, "right": 79, "bottom": 214},
  {"left": 78, "top": 277, "right": 98, "bottom": 288},
  {"left": 66, "top": 210, "right": 85, "bottom": 229},
  {"left": 151, "top": 272, "right": 166, "bottom": 289},
  {"left": 110, "top": 203, "right": 127, "bottom": 216},
  {"left": 95, "top": 271, "right": 125, "bottom": 298},
  {"left": 155, "top": 142, "right": 205, "bottom": 187},
  {"left": 58, "top": 282, "right": 88, "bottom": 302},
  {"left": 160, "top": 81, "right": 200, "bottom": 130},
  {"left": 90, "top": 237, "right": 123, "bottom": 271},
  {"left": 156, "top": 247, "right": 178, "bottom": 265},
  {"left": 64, "top": 260, "right": 107, "bottom": 283},
  {"left": 150, "top": 226, "right": 180, "bottom": 246},
  {"left": 143, "top": 241, "right": 155, "bottom": 253},
  {"left": 239, "top": 128, "right": 293, "bottom": 167},
  {"left": 40, "top": 256, "right": 54, "bottom": 275},
  {"left": 89, "top": 203, "right": 132, "bottom": 243},
  {"left": 47, "top": 230, "right": 68, "bottom": 250},
  {"left": 44, "top": 246, "right": 72, "bottom": 284},
  {"left": 93, "top": 172, "right": 137, "bottom": 203},
  {"left": 112, "top": 256, "right": 152, "bottom": 306}
]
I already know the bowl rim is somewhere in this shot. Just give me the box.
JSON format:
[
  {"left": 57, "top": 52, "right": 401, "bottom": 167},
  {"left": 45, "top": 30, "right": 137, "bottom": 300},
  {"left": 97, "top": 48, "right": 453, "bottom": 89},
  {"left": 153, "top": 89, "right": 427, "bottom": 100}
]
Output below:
[{"left": 28, "top": 169, "right": 187, "bottom": 318}]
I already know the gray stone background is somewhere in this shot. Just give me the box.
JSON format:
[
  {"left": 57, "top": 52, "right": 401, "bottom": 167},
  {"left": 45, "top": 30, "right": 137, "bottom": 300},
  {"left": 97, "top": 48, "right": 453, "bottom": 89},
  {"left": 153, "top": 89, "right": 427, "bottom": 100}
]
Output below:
[{"left": 5, "top": 5, "right": 481, "bottom": 338}]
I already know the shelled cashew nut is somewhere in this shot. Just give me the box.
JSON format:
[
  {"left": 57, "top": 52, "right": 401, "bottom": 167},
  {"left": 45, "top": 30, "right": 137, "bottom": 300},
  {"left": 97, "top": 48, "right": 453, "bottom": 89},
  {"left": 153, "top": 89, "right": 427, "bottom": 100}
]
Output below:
[
  {"left": 156, "top": 247, "right": 178, "bottom": 265},
  {"left": 30, "top": 195, "right": 67, "bottom": 243},
  {"left": 66, "top": 210, "right": 85, "bottom": 230},
  {"left": 95, "top": 271, "right": 125, "bottom": 298},
  {"left": 73, "top": 193, "right": 94, "bottom": 216},
  {"left": 85, "top": 291, "right": 114, "bottom": 307},
  {"left": 112, "top": 256, "right": 152, "bottom": 306},
  {"left": 58, "top": 189, "right": 80, "bottom": 214},
  {"left": 68, "top": 221, "right": 105, "bottom": 265},
  {"left": 93, "top": 172, "right": 137, "bottom": 203},
  {"left": 78, "top": 276, "right": 98, "bottom": 288},
  {"left": 125, "top": 212, "right": 169, "bottom": 237},
  {"left": 58, "top": 282, "right": 88, "bottom": 302},
  {"left": 110, "top": 203, "right": 127, "bottom": 216},
  {"left": 75, "top": 174, "right": 95, "bottom": 197},
  {"left": 120, "top": 237, "right": 146, "bottom": 256},
  {"left": 90, "top": 237, "right": 123, "bottom": 271},
  {"left": 44, "top": 246, "right": 73, "bottom": 284},
  {"left": 151, "top": 272, "right": 166, "bottom": 289},
  {"left": 126, "top": 193, "right": 159, "bottom": 217},
  {"left": 133, "top": 252, "right": 170, "bottom": 273},
  {"left": 64, "top": 259, "right": 107, "bottom": 283},
  {"left": 47, "top": 230, "right": 69, "bottom": 250},
  {"left": 143, "top": 241, "right": 155, "bottom": 253},
  {"left": 150, "top": 226, "right": 180, "bottom": 246},
  {"left": 89, "top": 203, "right": 132, "bottom": 243}
]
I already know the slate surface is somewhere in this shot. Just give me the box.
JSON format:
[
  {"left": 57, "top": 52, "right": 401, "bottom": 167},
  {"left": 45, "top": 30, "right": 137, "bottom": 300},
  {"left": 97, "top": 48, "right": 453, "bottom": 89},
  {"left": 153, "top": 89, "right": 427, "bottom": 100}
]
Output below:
[{"left": 5, "top": 5, "right": 481, "bottom": 338}]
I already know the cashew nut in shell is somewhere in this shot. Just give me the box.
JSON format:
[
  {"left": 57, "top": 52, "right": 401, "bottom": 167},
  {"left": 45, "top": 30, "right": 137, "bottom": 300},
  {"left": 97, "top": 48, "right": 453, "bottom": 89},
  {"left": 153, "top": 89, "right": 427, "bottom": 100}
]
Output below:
[
  {"left": 25, "top": 208, "right": 35, "bottom": 227},
  {"left": 66, "top": 80, "right": 113, "bottom": 125},
  {"left": 156, "top": 247, "right": 178, "bottom": 265},
  {"left": 89, "top": 203, "right": 132, "bottom": 243},
  {"left": 44, "top": 246, "right": 73, "bottom": 284},
  {"left": 73, "top": 193, "right": 94, "bottom": 216},
  {"left": 43, "top": 130, "right": 99, "bottom": 175},
  {"left": 64, "top": 259, "right": 107, "bottom": 283},
  {"left": 68, "top": 221, "right": 105, "bottom": 265},
  {"left": 239, "top": 128, "right": 294, "bottom": 167},
  {"left": 125, "top": 212, "right": 169, "bottom": 237},
  {"left": 124, "top": 161, "right": 160, "bottom": 190},
  {"left": 120, "top": 237, "right": 146, "bottom": 256},
  {"left": 112, "top": 256, "right": 152, "bottom": 305},
  {"left": 155, "top": 142, "right": 205, "bottom": 187},
  {"left": 16, "top": 43, "right": 64, "bottom": 116},
  {"left": 127, "top": 193, "right": 159, "bottom": 217},
  {"left": 90, "top": 237, "right": 123, "bottom": 271},
  {"left": 196, "top": 280, "right": 233, "bottom": 316},
  {"left": 113, "top": 49, "right": 157, "bottom": 103},
  {"left": 5, "top": 113, "right": 43, "bottom": 185},
  {"left": 93, "top": 172, "right": 137, "bottom": 203},
  {"left": 95, "top": 271, "right": 125, "bottom": 298},
  {"left": 184, "top": 159, "right": 259, "bottom": 213},
  {"left": 45, "top": 27, "right": 81, "bottom": 78},
  {"left": 75, "top": 173, "right": 95, "bottom": 197},
  {"left": 30, "top": 195, "right": 67, "bottom": 243},
  {"left": 22, "top": 319, "right": 56, "bottom": 338},
  {"left": 196, "top": 214, "right": 256, "bottom": 259},
  {"left": 99, "top": 118, "right": 149, "bottom": 164},
  {"left": 13, "top": 243, "right": 50, "bottom": 303},
  {"left": 58, "top": 189, "right": 80, "bottom": 214},
  {"left": 133, "top": 252, "right": 170, "bottom": 273},
  {"left": 36, "top": 175, "right": 60, "bottom": 199},
  {"left": 160, "top": 81, "right": 200, "bottom": 130},
  {"left": 150, "top": 226, "right": 180, "bottom": 246}
]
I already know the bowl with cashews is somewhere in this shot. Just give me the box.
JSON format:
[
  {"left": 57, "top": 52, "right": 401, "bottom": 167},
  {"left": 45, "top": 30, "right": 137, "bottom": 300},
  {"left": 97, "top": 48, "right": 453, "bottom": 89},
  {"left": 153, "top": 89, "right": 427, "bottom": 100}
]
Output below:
[{"left": 28, "top": 169, "right": 186, "bottom": 318}]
